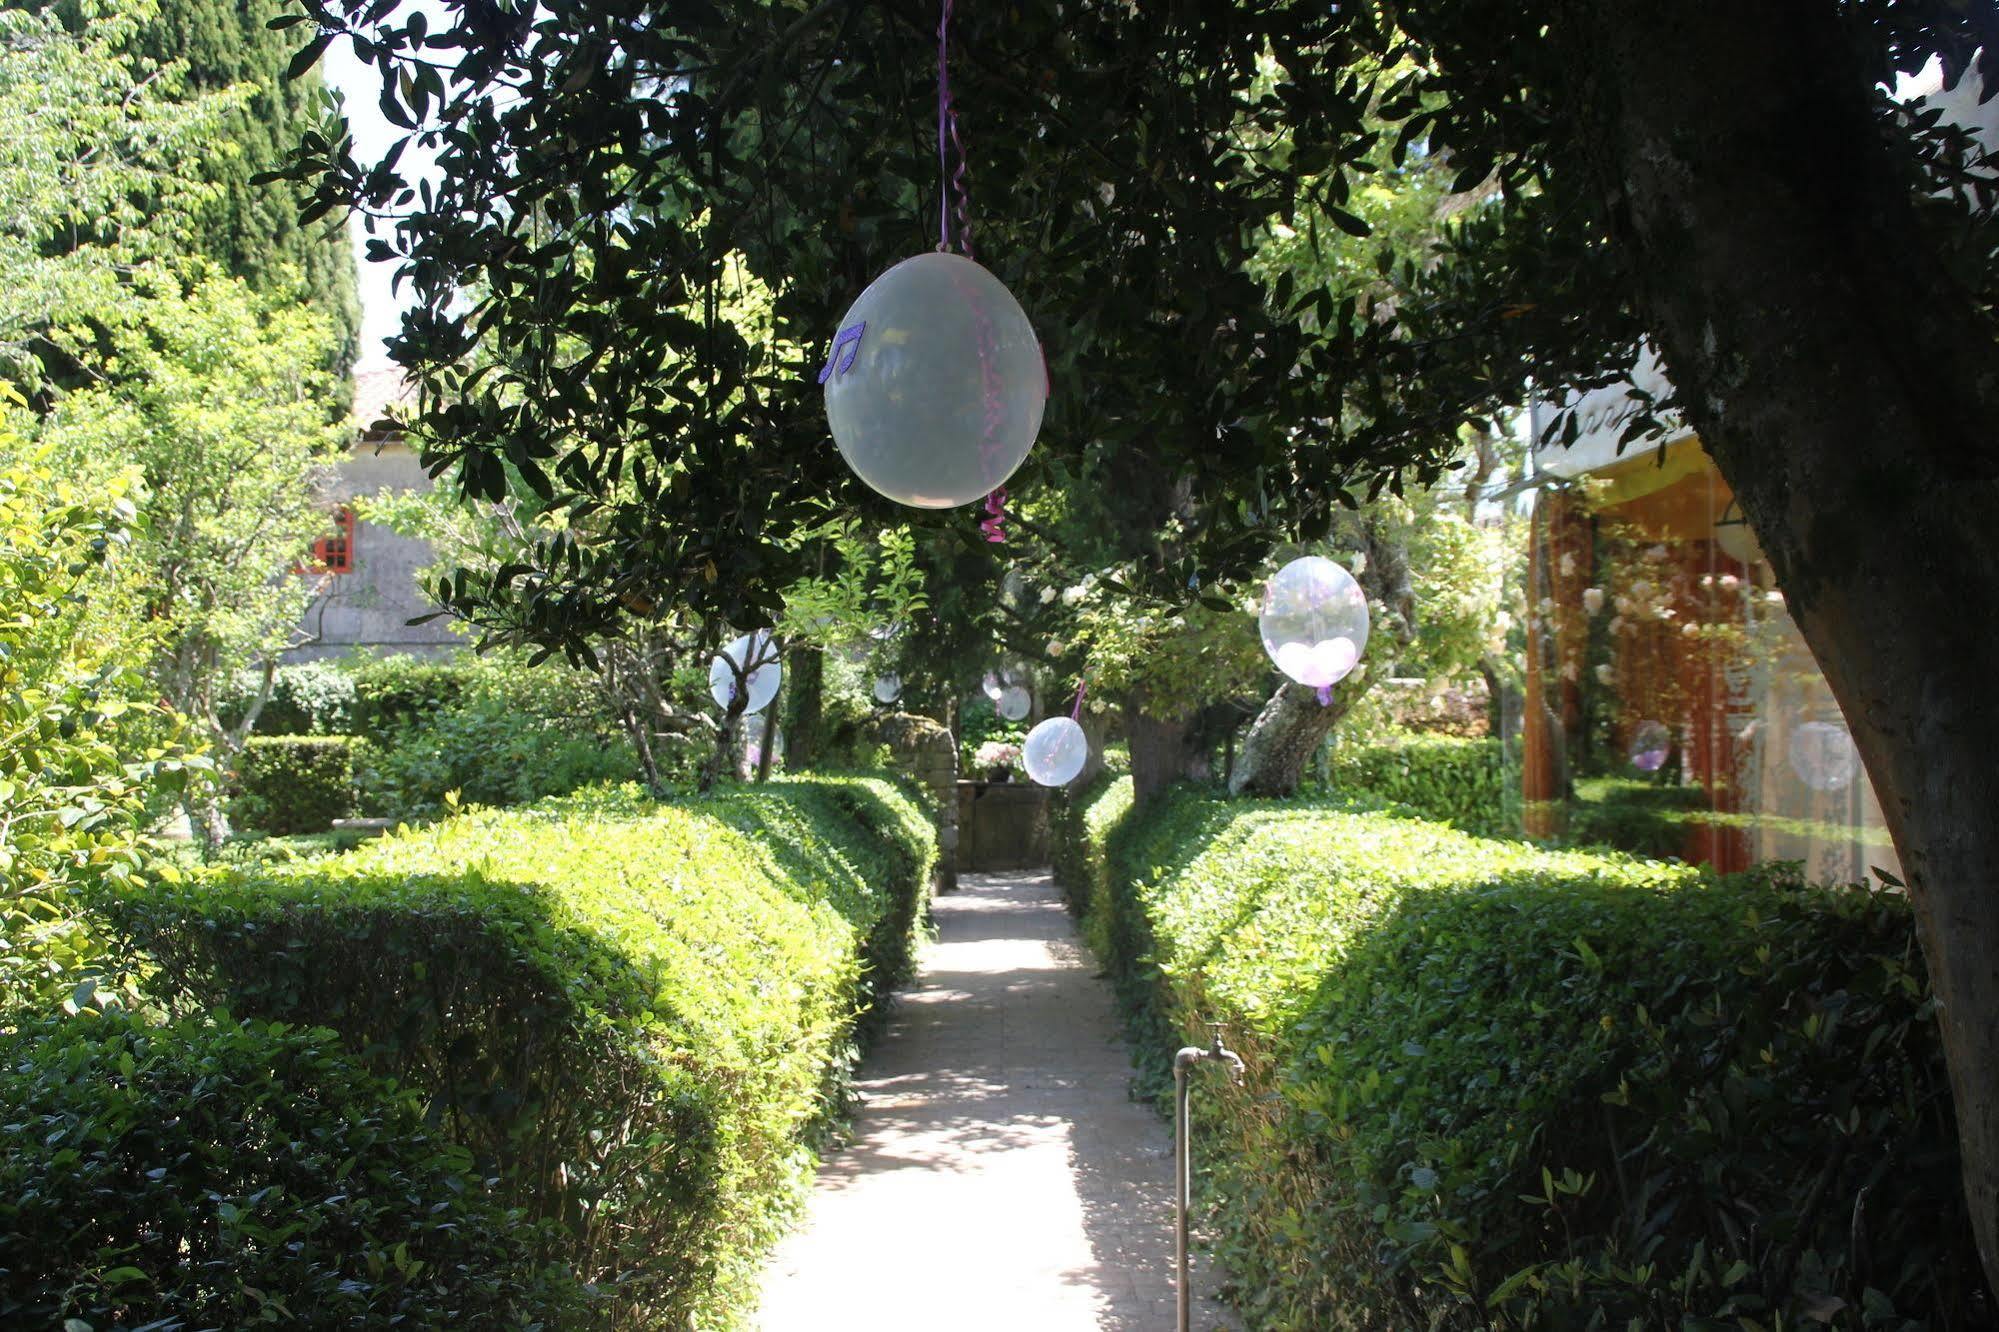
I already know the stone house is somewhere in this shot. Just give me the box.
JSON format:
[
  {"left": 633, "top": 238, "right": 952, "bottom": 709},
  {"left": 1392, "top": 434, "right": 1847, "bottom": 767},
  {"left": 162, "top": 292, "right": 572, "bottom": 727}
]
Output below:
[{"left": 290, "top": 367, "right": 460, "bottom": 661}]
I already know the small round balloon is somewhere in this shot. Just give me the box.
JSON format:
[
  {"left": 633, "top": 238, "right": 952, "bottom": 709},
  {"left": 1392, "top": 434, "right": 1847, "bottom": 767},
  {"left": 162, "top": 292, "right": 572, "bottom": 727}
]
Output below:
[
  {"left": 997, "top": 685, "right": 1031, "bottom": 721},
  {"left": 1788, "top": 720, "right": 1858, "bottom": 792},
  {"left": 873, "top": 674, "right": 903, "bottom": 705},
  {"left": 981, "top": 671, "right": 1004, "bottom": 702},
  {"left": 821, "top": 252, "right": 1047, "bottom": 509},
  {"left": 1023, "top": 715, "right": 1088, "bottom": 787},
  {"left": 1260, "top": 556, "right": 1371, "bottom": 688},
  {"left": 709, "top": 632, "right": 781, "bottom": 715},
  {"left": 1629, "top": 720, "right": 1672, "bottom": 773}
]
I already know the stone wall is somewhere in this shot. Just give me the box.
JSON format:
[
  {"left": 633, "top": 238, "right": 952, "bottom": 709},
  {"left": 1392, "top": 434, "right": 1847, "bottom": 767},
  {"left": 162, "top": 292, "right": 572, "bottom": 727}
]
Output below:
[
  {"left": 862, "top": 712, "right": 959, "bottom": 894},
  {"left": 955, "top": 781, "right": 1050, "bottom": 871},
  {"left": 290, "top": 439, "right": 461, "bottom": 661}
]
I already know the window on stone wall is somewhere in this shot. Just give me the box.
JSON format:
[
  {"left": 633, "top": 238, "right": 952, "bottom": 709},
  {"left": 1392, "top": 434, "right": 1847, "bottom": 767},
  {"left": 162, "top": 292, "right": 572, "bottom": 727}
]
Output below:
[{"left": 306, "top": 507, "right": 355, "bottom": 575}]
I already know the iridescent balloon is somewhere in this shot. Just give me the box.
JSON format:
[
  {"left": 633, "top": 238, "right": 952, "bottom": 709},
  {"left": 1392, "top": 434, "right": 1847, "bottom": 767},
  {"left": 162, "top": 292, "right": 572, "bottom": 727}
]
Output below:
[
  {"left": 821, "top": 253, "right": 1047, "bottom": 509},
  {"left": 1629, "top": 719, "right": 1672, "bottom": 773},
  {"left": 1788, "top": 720, "right": 1859, "bottom": 792},
  {"left": 981, "top": 671, "right": 1004, "bottom": 702},
  {"left": 708, "top": 631, "right": 781, "bottom": 715},
  {"left": 1259, "top": 556, "right": 1371, "bottom": 688},
  {"left": 997, "top": 685, "right": 1031, "bottom": 721},
  {"left": 1023, "top": 715, "right": 1088, "bottom": 787},
  {"left": 873, "top": 674, "right": 903, "bottom": 704}
]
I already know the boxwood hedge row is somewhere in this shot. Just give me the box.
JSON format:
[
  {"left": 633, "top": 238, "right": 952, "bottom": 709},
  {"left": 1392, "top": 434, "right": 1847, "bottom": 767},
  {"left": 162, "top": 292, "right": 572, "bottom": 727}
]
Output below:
[
  {"left": 0, "top": 1011, "right": 583, "bottom": 1328},
  {"left": 107, "top": 774, "right": 935, "bottom": 1329},
  {"left": 1052, "top": 775, "right": 1986, "bottom": 1329},
  {"left": 1324, "top": 734, "right": 1508, "bottom": 835}
]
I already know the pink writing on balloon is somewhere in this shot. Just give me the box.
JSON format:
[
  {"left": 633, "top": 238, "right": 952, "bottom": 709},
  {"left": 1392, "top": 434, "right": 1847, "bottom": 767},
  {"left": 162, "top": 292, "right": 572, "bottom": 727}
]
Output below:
[{"left": 815, "top": 321, "right": 867, "bottom": 384}]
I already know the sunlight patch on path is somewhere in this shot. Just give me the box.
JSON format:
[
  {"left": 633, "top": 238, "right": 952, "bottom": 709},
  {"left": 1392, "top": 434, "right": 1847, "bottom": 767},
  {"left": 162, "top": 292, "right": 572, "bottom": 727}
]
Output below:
[{"left": 757, "top": 870, "right": 1238, "bottom": 1331}]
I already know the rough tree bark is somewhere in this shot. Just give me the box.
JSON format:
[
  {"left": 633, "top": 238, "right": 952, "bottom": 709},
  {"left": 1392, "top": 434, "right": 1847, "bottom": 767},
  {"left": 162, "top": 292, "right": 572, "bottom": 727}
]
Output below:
[
  {"left": 1229, "top": 684, "right": 1354, "bottom": 797},
  {"left": 1553, "top": 2, "right": 1999, "bottom": 1289},
  {"left": 1126, "top": 697, "right": 1216, "bottom": 805},
  {"left": 781, "top": 646, "right": 826, "bottom": 770}
]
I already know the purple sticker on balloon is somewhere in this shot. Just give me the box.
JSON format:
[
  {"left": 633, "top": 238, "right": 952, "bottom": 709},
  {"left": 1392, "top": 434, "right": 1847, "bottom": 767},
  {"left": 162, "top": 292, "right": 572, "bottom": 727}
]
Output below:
[{"left": 816, "top": 321, "right": 866, "bottom": 384}]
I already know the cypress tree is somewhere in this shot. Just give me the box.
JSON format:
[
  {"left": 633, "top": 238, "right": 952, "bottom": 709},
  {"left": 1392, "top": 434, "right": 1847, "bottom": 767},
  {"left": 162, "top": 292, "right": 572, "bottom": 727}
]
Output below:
[{"left": 58, "top": 0, "right": 361, "bottom": 371}]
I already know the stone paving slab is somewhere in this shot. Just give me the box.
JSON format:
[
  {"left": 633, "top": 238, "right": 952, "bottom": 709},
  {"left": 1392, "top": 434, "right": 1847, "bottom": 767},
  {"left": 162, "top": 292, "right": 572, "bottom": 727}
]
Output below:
[{"left": 757, "top": 870, "right": 1241, "bottom": 1331}]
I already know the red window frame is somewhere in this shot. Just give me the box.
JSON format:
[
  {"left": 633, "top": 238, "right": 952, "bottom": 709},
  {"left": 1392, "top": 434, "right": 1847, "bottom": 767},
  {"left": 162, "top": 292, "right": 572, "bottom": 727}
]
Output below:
[{"left": 306, "top": 507, "right": 355, "bottom": 575}]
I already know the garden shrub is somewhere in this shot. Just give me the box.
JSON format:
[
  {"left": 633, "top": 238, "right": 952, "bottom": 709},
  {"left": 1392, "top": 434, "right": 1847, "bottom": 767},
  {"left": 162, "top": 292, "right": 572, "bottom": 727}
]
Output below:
[
  {"left": 0, "top": 1010, "right": 581, "bottom": 1329},
  {"left": 1325, "top": 733, "right": 1508, "bottom": 834},
  {"left": 219, "top": 658, "right": 359, "bottom": 735},
  {"left": 1055, "top": 780, "right": 1985, "bottom": 1329},
  {"left": 350, "top": 653, "right": 473, "bottom": 741},
  {"left": 108, "top": 775, "right": 936, "bottom": 1329},
  {"left": 350, "top": 652, "right": 641, "bottom": 819},
  {"left": 229, "top": 735, "right": 361, "bottom": 835},
  {"left": 357, "top": 693, "right": 637, "bottom": 820},
  {"left": 1567, "top": 776, "right": 1897, "bottom": 861},
  {"left": 1565, "top": 776, "right": 1712, "bottom": 858}
]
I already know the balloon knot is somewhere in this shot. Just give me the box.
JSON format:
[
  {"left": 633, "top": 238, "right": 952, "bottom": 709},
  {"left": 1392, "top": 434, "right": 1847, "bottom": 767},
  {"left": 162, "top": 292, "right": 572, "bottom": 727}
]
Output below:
[{"left": 1315, "top": 684, "right": 1333, "bottom": 707}]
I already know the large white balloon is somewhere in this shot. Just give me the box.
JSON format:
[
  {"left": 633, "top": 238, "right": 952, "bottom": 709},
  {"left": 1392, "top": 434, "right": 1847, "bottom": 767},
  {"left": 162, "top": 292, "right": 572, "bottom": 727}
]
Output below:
[
  {"left": 709, "top": 631, "right": 781, "bottom": 715},
  {"left": 997, "top": 685, "right": 1031, "bottom": 721},
  {"left": 1259, "top": 556, "right": 1371, "bottom": 688},
  {"left": 1023, "top": 715, "right": 1088, "bottom": 787},
  {"left": 1788, "top": 720, "right": 1859, "bottom": 792},
  {"left": 821, "top": 252, "right": 1047, "bottom": 509}
]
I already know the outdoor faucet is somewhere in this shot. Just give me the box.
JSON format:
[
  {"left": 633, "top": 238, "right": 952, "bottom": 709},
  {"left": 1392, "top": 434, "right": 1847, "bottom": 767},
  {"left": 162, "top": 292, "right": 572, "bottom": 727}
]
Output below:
[{"left": 1174, "top": 1022, "right": 1244, "bottom": 1332}]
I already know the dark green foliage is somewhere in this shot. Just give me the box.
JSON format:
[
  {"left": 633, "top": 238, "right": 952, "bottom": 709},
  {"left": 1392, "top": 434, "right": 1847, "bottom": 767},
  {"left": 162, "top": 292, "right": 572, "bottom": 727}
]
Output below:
[
  {"left": 108, "top": 776, "right": 936, "bottom": 1327},
  {"left": 0, "top": 1010, "right": 582, "bottom": 1329},
  {"left": 350, "top": 654, "right": 641, "bottom": 818},
  {"left": 351, "top": 654, "right": 473, "bottom": 742},
  {"left": 230, "top": 734, "right": 360, "bottom": 835},
  {"left": 1053, "top": 780, "right": 1987, "bottom": 1329},
  {"left": 1325, "top": 734, "right": 1508, "bottom": 835},
  {"left": 1567, "top": 777, "right": 1897, "bottom": 862},
  {"left": 221, "top": 658, "right": 360, "bottom": 734},
  {"left": 1565, "top": 777, "right": 1710, "bottom": 860}
]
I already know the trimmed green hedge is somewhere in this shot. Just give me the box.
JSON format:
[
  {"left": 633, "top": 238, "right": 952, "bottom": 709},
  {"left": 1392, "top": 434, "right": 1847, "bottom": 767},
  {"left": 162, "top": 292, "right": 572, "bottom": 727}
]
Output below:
[
  {"left": 0, "top": 1011, "right": 580, "bottom": 1328},
  {"left": 1569, "top": 776, "right": 1897, "bottom": 861},
  {"left": 1325, "top": 734, "right": 1508, "bottom": 835},
  {"left": 220, "top": 659, "right": 360, "bottom": 735},
  {"left": 230, "top": 734, "right": 362, "bottom": 835},
  {"left": 1055, "top": 778, "right": 1982, "bottom": 1328},
  {"left": 109, "top": 775, "right": 936, "bottom": 1328}
]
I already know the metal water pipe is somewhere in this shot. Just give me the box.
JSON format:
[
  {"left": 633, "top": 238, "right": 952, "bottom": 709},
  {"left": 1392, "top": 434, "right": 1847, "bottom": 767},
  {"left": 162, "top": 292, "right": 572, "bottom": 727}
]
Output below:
[{"left": 1174, "top": 1023, "right": 1245, "bottom": 1332}]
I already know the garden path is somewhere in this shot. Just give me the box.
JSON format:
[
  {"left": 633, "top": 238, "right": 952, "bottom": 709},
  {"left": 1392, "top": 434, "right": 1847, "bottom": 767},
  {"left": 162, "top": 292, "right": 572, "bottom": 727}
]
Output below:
[{"left": 756, "top": 868, "right": 1240, "bottom": 1330}]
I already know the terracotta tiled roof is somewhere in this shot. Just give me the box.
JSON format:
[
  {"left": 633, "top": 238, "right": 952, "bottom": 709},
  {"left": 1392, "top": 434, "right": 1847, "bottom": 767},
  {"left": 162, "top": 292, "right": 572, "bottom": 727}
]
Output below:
[{"left": 351, "top": 366, "right": 417, "bottom": 436}]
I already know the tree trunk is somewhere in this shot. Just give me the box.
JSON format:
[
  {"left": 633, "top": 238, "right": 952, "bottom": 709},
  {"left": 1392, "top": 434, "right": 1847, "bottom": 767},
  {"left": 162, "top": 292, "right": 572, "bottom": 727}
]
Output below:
[
  {"left": 1562, "top": 2, "right": 1999, "bottom": 1289},
  {"left": 621, "top": 703, "right": 664, "bottom": 795},
  {"left": 1126, "top": 700, "right": 1209, "bottom": 805},
  {"left": 781, "top": 647, "right": 825, "bottom": 770},
  {"left": 754, "top": 696, "right": 780, "bottom": 782},
  {"left": 1229, "top": 683, "right": 1352, "bottom": 798}
]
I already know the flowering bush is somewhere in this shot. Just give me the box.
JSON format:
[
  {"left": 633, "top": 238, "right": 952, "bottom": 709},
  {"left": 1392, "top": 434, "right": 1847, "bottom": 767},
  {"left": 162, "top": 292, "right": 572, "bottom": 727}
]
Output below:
[{"left": 973, "top": 739, "right": 1022, "bottom": 774}]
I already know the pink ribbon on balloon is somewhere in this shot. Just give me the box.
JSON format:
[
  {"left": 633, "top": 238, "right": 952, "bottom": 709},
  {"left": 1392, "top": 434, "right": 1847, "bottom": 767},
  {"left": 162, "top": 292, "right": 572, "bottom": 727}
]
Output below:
[
  {"left": 1071, "top": 674, "right": 1087, "bottom": 720},
  {"left": 980, "top": 487, "right": 1008, "bottom": 543}
]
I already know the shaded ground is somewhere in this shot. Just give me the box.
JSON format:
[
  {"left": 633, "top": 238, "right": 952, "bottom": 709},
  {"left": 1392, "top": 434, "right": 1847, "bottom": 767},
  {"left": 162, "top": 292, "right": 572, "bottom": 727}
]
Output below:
[{"left": 758, "top": 869, "right": 1239, "bottom": 1330}]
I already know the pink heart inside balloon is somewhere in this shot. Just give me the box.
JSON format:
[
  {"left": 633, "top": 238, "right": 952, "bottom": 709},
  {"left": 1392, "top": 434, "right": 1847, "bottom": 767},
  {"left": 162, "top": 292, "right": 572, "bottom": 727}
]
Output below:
[{"left": 1274, "top": 637, "right": 1359, "bottom": 688}]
